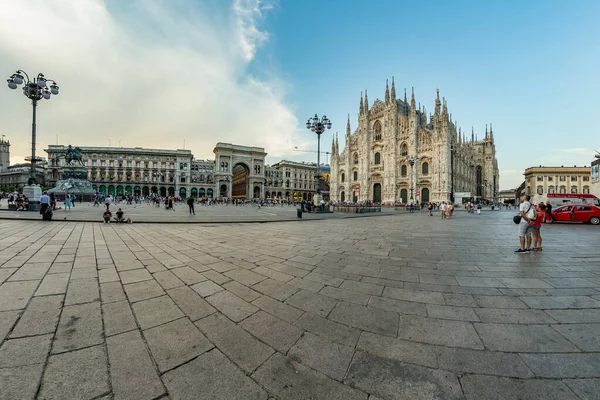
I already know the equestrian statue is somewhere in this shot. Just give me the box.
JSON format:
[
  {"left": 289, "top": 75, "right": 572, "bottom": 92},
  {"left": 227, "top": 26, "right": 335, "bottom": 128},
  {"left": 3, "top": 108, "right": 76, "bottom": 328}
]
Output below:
[{"left": 58, "top": 145, "right": 84, "bottom": 166}]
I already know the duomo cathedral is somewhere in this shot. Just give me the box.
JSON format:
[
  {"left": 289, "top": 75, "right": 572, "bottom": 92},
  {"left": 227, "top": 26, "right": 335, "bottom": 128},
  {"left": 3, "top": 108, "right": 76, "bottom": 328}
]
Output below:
[{"left": 330, "top": 78, "right": 499, "bottom": 204}]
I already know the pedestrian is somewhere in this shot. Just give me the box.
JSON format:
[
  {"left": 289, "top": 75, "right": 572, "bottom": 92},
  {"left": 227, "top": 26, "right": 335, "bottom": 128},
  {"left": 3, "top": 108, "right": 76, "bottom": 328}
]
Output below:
[
  {"left": 476, "top": 203, "right": 482, "bottom": 215},
  {"left": 440, "top": 201, "right": 447, "bottom": 218},
  {"left": 532, "top": 203, "right": 546, "bottom": 251},
  {"left": 187, "top": 196, "right": 195, "bottom": 215},
  {"left": 427, "top": 202, "right": 433, "bottom": 216},
  {"left": 39, "top": 191, "right": 52, "bottom": 221},
  {"left": 64, "top": 194, "right": 71, "bottom": 211},
  {"left": 515, "top": 194, "right": 536, "bottom": 254},
  {"left": 545, "top": 201, "right": 553, "bottom": 224}
]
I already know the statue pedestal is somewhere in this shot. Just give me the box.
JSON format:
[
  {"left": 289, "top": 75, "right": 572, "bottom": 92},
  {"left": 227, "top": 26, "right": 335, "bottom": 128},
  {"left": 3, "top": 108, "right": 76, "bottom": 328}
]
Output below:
[{"left": 23, "top": 185, "right": 42, "bottom": 211}]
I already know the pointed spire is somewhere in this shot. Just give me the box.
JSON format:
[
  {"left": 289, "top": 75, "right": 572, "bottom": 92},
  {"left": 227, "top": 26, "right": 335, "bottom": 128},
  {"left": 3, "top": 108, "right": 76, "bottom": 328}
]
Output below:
[
  {"left": 364, "top": 90, "right": 369, "bottom": 114},
  {"left": 471, "top": 127, "right": 474, "bottom": 142},
  {"left": 385, "top": 79, "right": 390, "bottom": 104},
  {"left": 404, "top": 88, "right": 407, "bottom": 104},
  {"left": 490, "top": 123, "right": 494, "bottom": 141},
  {"left": 410, "top": 87, "right": 415, "bottom": 112},
  {"left": 459, "top": 127, "right": 462, "bottom": 144},
  {"left": 434, "top": 88, "right": 441, "bottom": 120},
  {"left": 359, "top": 92, "right": 364, "bottom": 116},
  {"left": 331, "top": 135, "right": 336, "bottom": 155},
  {"left": 346, "top": 114, "right": 351, "bottom": 137},
  {"left": 485, "top": 124, "right": 489, "bottom": 140},
  {"left": 391, "top": 76, "right": 396, "bottom": 102},
  {"left": 335, "top": 132, "right": 339, "bottom": 154}
]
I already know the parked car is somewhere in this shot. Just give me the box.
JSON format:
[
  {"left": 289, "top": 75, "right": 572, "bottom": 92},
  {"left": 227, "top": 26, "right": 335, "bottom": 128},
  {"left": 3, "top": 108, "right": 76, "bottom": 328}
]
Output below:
[{"left": 551, "top": 204, "right": 600, "bottom": 225}]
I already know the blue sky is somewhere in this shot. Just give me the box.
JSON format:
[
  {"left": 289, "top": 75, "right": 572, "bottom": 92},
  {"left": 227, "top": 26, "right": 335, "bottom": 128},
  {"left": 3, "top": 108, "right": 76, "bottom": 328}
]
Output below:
[{"left": 1, "top": 0, "right": 598, "bottom": 190}]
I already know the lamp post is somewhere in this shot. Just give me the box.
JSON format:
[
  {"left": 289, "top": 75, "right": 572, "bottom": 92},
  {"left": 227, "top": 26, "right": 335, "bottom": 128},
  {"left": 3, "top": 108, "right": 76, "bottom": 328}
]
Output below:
[
  {"left": 306, "top": 114, "right": 332, "bottom": 194},
  {"left": 450, "top": 145, "right": 455, "bottom": 204},
  {"left": 7, "top": 70, "right": 60, "bottom": 186},
  {"left": 405, "top": 156, "right": 419, "bottom": 202}
]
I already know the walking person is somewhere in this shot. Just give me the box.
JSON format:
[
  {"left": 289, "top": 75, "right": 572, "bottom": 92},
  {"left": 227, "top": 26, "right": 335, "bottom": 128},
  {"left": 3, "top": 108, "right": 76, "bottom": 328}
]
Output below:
[
  {"left": 545, "top": 201, "right": 553, "bottom": 224},
  {"left": 427, "top": 202, "right": 433, "bottom": 216},
  {"left": 187, "top": 196, "right": 195, "bottom": 215},
  {"left": 440, "top": 202, "right": 447, "bottom": 218},
  {"left": 64, "top": 194, "right": 71, "bottom": 211},
  {"left": 515, "top": 194, "right": 536, "bottom": 254},
  {"left": 532, "top": 203, "right": 546, "bottom": 251}
]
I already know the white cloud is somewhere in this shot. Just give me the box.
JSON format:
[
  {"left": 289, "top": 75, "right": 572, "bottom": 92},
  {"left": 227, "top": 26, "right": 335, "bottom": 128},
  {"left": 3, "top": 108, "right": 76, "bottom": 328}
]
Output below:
[{"left": 0, "top": 0, "right": 303, "bottom": 163}]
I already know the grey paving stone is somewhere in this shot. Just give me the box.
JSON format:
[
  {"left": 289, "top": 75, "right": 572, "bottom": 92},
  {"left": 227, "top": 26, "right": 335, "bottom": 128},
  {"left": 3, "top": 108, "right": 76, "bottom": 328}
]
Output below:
[
  {"left": 342, "top": 264, "right": 380, "bottom": 278},
  {"left": 222, "top": 280, "right": 261, "bottom": 302},
  {"left": 288, "top": 276, "right": 325, "bottom": 293},
  {"left": 553, "top": 323, "right": 600, "bottom": 351},
  {"left": 252, "top": 266, "right": 294, "bottom": 283},
  {"left": 266, "top": 262, "right": 311, "bottom": 278},
  {"left": 118, "top": 268, "right": 152, "bottom": 284},
  {"left": 107, "top": 330, "right": 165, "bottom": 400},
  {"left": 437, "top": 346, "right": 533, "bottom": 378},
  {"left": 378, "top": 268, "right": 419, "bottom": 283},
  {"left": 456, "top": 277, "right": 504, "bottom": 288},
  {"left": 398, "top": 314, "right": 484, "bottom": 350},
  {"left": 164, "top": 349, "right": 267, "bottom": 400},
  {"left": 8, "top": 263, "right": 51, "bottom": 281},
  {"left": 382, "top": 286, "right": 445, "bottom": 305},
  {"left": 0, "top": 268, "right": 16, "bottom": 285},
  {"left": 473, "top": 295, "right": 528, "bottom": 309},
  {"left": 205, "top": 290, "right": 258, "bottom": 322},
  {"left": 522, "top": 353, "right": 600, "bottom": 378},
  {"left": 100, "top": 281, "right": 127, "bottom": 304},
  {"left": 0, "top": 280, "right": 39, "bottom": 311},
  {"left": 474, "top": 323, "right": 580, "bottom": 352},
  {"left": 565, "top": 379, "right": 600, "bottom": 400},
  {"left": 288, "top": 332, "right": 354, "bottom": 381},
  {"left": 202, "top": 270, "right": 231, "bottom": 284},
  {"left": 10, "top": 295, "right": 63, "bottom": 338},
  {"left": 328, "top": 301, "right": 398, "bottom": 336},
  {"left": 461, "top": 375, "right": 579, "bottom": 400},
  {"left": 497, "top": 277, "right": 554, "bottom": 289},
  {"left": 253, "top": 295, "right": 303, "bottom": 322},
  {"left": 131, "top": 295, "right": 184, "bottom": 329},
  {"left": 171, "top": 266, "right": 207, "bottom": 285},
  {"left": 443, "top": 293, "right": 478, "bottom": 307},
  {"left": 98, "top": 268, "right": 120, "bottom": 283},
  {"left": 65, "top": 277, "right": 100, "bottom": 305},
  {"left": 190, "top": 280, "right": 223, "bottom": 297},
  {"left": 0, "top": 333, "right": 52, "bottom": 367},
  {"left": 345, "top": 351, "right": 462, "bottom": 400},
  {"left": 0, "top": 364, "right": 44, "bottom": 400},
  {"left": 123, "top": 279, "right": 165, "bottom": 302},
  {"left": 48, "top": 262, "right": 73, "bottom": 274},
  {"left": 69, "top": 267, "right": 98, "bottom": 280},
  {"left": 0, "top": 310, "right": 19, "bottom": 342},
  {"left": 196, "top": 313, "right": 274, "bottom": 373},
  {"left": 545, "top": 309, "right": 600, "bottom": 323},
  {"left": 320, "top": 285, "right": 370, "bottom": 305},
  {"left": 240, "top": 311, "right": 303, "bottom": 353},
  {"left": 252, "top": 278, "right": 298, "bottom": 301},
  {"left": 339, "top": 280, "right": 384, "bottom": 296},
  {"left": 224, "top": 268, "right": 268, "bottom": 286},
  {"left": 35, "top": 273, "right": 69, "bottom": 296},
  {"left": 53, "top": 301, "right": 103, "bottom": 354},
  {"left": 153, "top": 270, "right": 185, "bottom": 289},
  {"left": 288, "top": 255, "right": 322, "bottom": 267},
  {"left": 103, "top": 300, "right": 137, "bottom": 336},
  {"left": 475, "top": 308, "right": 556, "bottom": 324},
  {"left": 207, "top": 261, "right": 238, "bottom": 273},
  {"left": 542, "top": 277, "right": 597, "bottom": 288},
  {"left": 39, "top": 345, "right": 109, "bottom": 400},
  {"left": 252, "top": 352, "right": 366, "bottom": 400},
  {"left": 284, "top": 289, "right": 338, "bottom": 317},
  {"left": 304, "top": 271, "right": 344, "bottom": 287},
  {"left": 426, "top": 304, "right": 480, "bottom": 321},
  {"left": 294, "top": 312, "right": 361, "bottom": 347},
  {"left": 166, "top": 285, "right": 216, "bottom": 321},
  {"left": 368, "top": 295, "right": 427, "bottom": 316},
  {"left": 520, "top": 295, "right": 600, "bottom": 309},
  {"left": 144, "top": 317, "right": 213, "bottom": 373},
  {"left": 357, "top": 331, "right": 439, "bottom": 369}
]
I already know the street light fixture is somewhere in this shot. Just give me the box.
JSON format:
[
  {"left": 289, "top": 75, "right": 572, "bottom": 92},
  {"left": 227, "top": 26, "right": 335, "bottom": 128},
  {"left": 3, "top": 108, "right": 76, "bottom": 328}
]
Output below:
[
  {"left": 306, "top": 114, "right": 332, "bottom": 194},
  {"left": 405, "top": 156, "right": 419, "bottom": 202},
  {"left": 7, "top": 70, "right": 60, "bottom": 186}
]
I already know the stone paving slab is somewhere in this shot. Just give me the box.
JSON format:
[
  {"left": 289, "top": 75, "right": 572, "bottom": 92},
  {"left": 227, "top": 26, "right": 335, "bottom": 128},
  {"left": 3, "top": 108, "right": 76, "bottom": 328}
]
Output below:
[{"left": 1, "top": 211, "right": 600, "bottom": 398}]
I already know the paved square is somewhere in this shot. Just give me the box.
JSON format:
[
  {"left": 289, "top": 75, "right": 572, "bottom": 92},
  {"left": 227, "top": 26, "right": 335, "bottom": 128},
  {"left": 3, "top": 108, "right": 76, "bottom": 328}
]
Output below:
[{"left": 0, "top": 210, "right": 598, "bottom": 399}]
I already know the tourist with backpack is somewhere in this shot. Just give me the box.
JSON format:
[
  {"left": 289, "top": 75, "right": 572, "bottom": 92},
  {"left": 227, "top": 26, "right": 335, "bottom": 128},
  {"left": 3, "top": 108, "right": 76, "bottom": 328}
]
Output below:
[{"left": 515, "top": 194, "right": 537, "bottom": 254}]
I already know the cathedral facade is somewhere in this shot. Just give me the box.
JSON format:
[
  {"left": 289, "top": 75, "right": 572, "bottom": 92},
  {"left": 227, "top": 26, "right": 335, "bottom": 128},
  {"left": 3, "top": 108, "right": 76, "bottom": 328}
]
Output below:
[{"left": 330, "top": 78, "right": 499, "bottom": 205}]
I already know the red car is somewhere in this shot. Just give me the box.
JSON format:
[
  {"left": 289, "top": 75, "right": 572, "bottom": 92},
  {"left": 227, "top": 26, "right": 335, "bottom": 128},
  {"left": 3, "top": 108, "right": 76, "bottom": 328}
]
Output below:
[{"left": 551, "top": 204, "right": 600, "bottom": 225}]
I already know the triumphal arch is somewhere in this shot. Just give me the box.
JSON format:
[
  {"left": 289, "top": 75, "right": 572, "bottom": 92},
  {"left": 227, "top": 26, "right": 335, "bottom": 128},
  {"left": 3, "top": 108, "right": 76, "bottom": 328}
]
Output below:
[{"left": 213, "top": 143, "right": 266, "bottom": 199}]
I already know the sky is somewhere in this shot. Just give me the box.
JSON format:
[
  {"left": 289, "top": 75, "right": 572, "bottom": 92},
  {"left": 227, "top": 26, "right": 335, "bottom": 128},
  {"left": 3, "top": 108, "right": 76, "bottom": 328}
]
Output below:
[{"left": 1, "top": 0, "right": 599, "bottom": 189}]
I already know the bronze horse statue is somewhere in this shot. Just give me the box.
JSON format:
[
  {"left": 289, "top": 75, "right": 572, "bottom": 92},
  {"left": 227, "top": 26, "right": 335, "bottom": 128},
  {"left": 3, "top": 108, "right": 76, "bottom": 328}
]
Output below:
[{"left": 58, "top": 145, "right": 84, "bottom": 166}]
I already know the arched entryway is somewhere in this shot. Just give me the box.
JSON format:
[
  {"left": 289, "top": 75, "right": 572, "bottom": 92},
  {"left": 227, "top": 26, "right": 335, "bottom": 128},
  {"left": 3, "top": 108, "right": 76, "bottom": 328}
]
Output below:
[
  {"left": 232, "top": 163, "right": 249, "bottom": 199},
  {"left": 352, "top": 191, "right": 358, "bottom": 202},
  {"left": 207, "top": 188, "right": 213, "bottom": 198},
  {"left": 99, "top": 185, "right": 105, "bottom": 194},
  {"left": 254, "top": 186, "right": 261, "bottom": 199},
  {"left": 168, "top": 187, "right": 175, "bottom": 196},
  {"left": 151, "top": 186, "right": 158, "bottom": 194},
  {"left": 400, "top": 189, "right": 408, "bottom": 204},
  {"left": 340, "top": 191, "right": 345, "bottom": 202},
  {"left": 191, "top": 188, "right": 198, "bottom": 198},
  {"left": 199, "top": 188, "right": 206, "bottom": 198},
  {"left": 373, "top": 183, "right": 382, "bottom": 203},
  {"left": 160, "top": 187, "right": 166, "bottom": 197},
  {"left": 142, "top": 186, "right": 149, "bottom": 196},
  {"left": 125, "top": 186, "right": 132, "bottom": 196},
  {"left": 108, "top": 186, "right": 115, "bottom": 196},
  {"left": 220, "top": 184, "right": 227, "bottom": 198},
  {"left": 421, "top": 188, "right": 430, "bottom": 203},
  {"left": 180, "top": 188, "right": 187, "bottom": 199}
]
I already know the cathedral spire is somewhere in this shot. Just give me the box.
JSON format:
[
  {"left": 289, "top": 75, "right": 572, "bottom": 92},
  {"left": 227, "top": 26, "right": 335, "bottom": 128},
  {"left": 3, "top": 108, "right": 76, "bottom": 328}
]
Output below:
[
  {"left": 485, "top": 124, "right": 489, "bottom": 140},
  {"left": 391, "top": 76, "right": 396, "bottom": 102},
  {"left": 359, "top": 92, "right": 364, "bottom": 116},
  {"left": 404, "top": 88, "right": 407, "bottom": 104},
  {"left": 335, "top": 132, "right": 339, "bottom": 154},
  {"left": 331, "top": 135, "right": 336, "bottom": 155},
  {"left": 471, "top": 127, "right": 474, "bottom": 142},
  {"left": 459, "top": 127, "right": 462, "bottom": 144},
  {"left": 364, "top": 90, "right": 369, "bottom": 113},
  {"left": 410, "top": 87, "right": 415, "bottom": 112},
  {"left": 346, "top": 114, "right": 351, "bottom": 136},
  {"left": 385, "top": 79, "right": 390, "bottom": 104},
  {"left": 490, "top": 123, "right": 494, "bottom": 141}
]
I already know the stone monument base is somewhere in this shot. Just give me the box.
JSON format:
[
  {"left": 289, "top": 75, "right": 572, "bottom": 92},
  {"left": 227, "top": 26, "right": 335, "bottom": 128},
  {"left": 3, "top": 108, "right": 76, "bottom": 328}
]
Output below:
[{"left": 23, "top": 185, "right": 42, "bottom": 211}]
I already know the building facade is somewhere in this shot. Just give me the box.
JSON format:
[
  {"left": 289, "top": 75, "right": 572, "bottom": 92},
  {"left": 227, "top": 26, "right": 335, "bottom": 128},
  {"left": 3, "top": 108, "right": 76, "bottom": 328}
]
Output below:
[
  {"left": 265, "top": 160, "right": 318, "bottom": 201},
  {"left": 591, "top": 159, "right": 600, "bottom": 197},
  {"left": 524, "top": 166, "right": 593, "bottom": 197},
  {"left": 213, "top": 143, "right": 266, "bottom": 199},
  {"left": 330, "top": 80, "right": 499, "bottom": 204}
]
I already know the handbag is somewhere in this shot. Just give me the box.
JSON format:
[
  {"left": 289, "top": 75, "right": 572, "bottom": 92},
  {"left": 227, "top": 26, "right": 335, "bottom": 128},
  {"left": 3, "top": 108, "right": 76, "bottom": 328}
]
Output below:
[{"left": 513, "top": 204, "right": 532, "bottom": 224}]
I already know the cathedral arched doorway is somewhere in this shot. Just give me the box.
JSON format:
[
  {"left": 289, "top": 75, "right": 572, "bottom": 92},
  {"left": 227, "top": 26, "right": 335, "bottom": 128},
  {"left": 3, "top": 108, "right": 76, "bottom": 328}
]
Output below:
[
  {"left": 232, "top": 163, "right": 249, "bottom": 199},
  {"left": 373, "top": 183, "right": 382, "bottom": 203},
  {"left": 340, "top": 191, "right": 345, "bottom": 202},
  {"left": 400, "top": 189, "right": 408, "bottom": 204},
  {"left": 254, "top": 186, "right": 261, "bottom": 198},
  {"left": 421, "top": 188, "right": 430, "bottom": 203},
  {"left": 220, "top": 184, "right": 227, "bottom": 198},
  {"left": 160, "top": 187, "right": 166, "bottom": 197}
]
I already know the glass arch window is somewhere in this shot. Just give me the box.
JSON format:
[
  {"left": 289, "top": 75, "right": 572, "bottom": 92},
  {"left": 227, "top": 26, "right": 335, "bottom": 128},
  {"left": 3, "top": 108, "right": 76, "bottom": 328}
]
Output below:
[
  {"left": 374, "top": 122, "right": 382, "bottom": 141},
  {"left": 341, "top": 173, "right": 345, "bottom": 183},
  {"left": 353, "top": 153, "right": 359, "bottom": 164},
  {"left": 401, "top": 144, "right": 408, "bottom": 156},
  {"left": 374, "top": 152, "right": 381, "bottom": 165},
  {"left": 353, "top": 171, "right": 358, "bottom": 181},
  {"left": 422, "top": 162, "right": 429, "bottom": 175},
  {"left": 401, "top": 165, "right": 407, "bottom": 177}
]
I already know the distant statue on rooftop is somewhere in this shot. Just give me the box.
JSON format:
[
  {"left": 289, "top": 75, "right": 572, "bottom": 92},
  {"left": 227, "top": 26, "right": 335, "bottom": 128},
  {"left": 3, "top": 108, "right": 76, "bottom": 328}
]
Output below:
[{"left": 59, "top": 145, "right": 84, "bottom": 166}]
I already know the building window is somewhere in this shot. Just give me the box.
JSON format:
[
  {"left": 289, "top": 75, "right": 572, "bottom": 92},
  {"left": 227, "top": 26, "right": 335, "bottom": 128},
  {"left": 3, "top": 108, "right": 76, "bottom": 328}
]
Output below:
[
  {"left": 548, "top": 176, "right": 553, "bottom": 181},
  {"left": 537, "top": 176, "right": 543, "bottom": 182},
  {"left": 548, "top": 185, "right": 555, "bottom": 194},
  {"left": 571, "top": 176, "right": 578, "bottom": 182},
  {"left": 180, "top": 176, "right": 186, "bottom": 183},
  {"left": 537, "top": 186, "right": 543, "bottom": 195},
  {"left": 559, "top": 176, "right": 566, "bottom": 181},
  {"left": 583, "top": 186, "right": 590, "bottom": 194},
  {"left": 401, "top": 165, "right": 407, "bottom": 177},
  {"left": 373, "top": 121, "right": 382, "bottom": 141},
  {"left": 353, "top": 171, "right": 358, "bottom": 181},
  {"left": 571, "top": 186, "right": 577, "bottom": 193},
  {"left": 374, "top": 152, "right": 381, "bottom": 165},
  {"left": 341, "top": 173, "right": 345, "bottom": 183},
  {"left": 353, "top": 153, "right": 359, "bottom": 165},
  {"left": 401, "top": 144, "right": 408, "bottom": 157},
  {"left": 422, "top": 162, "right": 429, "bottom": 175},
  {"left": 583, "top": 176, "right": 590, "bottom": 181}
]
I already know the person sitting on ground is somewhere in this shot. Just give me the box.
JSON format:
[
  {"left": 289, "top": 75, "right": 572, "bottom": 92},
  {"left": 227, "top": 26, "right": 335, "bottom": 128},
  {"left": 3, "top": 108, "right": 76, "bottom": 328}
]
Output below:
[
  {"left": 103, "top": 208, "right": 112, "bottom": 223},
  {"left": 114, "top": 208, "right": 125, "bottom": 223}
]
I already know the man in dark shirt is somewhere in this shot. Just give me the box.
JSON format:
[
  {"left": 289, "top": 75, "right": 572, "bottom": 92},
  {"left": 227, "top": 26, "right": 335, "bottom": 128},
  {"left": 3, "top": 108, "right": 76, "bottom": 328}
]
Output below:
[
  {"left": 115, "top": 208, "right": 125, "bottom": 223},
  {"left": 545, "top": 201, "right": 553, "bottom": 223},
  {"left": 187, "top": 197, "right": 195, "bottom": 215}
]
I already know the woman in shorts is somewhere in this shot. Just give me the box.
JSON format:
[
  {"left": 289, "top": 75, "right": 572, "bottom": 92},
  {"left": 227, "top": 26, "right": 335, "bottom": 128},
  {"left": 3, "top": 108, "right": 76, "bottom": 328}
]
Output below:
[{"left": 532, "top": 203, "right": 546, "bottom": 251}]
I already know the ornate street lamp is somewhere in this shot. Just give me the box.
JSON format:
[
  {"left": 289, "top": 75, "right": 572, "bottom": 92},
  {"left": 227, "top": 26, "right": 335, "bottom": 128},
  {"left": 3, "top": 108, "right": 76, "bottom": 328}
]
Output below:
[
  {"left": 450, "top": 145, "right": 455, "bottom": 204},
  {"left": 7, "top": 70, "right": 60, "bottom": 186},
  {"left": 405, "top": 156, "right": 419, "bottom": 202},
  {"left": 306, "top": 114, "right": 331, "bottom": 194}
]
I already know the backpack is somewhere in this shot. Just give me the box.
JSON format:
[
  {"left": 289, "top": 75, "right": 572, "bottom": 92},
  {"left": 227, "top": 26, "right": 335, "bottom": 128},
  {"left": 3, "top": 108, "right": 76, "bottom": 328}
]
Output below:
[{"left": 526, "top": 204, "right": 537, "bottom": 220}]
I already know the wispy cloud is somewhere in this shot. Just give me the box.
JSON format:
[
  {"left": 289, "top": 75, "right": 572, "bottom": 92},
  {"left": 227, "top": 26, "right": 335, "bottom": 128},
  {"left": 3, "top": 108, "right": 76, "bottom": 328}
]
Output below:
[{"left": 0, "top": 0, "right": 302, "bottom": 162}]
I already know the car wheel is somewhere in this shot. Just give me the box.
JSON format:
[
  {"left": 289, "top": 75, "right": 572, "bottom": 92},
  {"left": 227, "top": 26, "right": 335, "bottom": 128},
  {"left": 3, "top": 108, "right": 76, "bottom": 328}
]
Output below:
[{"left": 589, "top": 217, "right": 600, "bottom": 225}]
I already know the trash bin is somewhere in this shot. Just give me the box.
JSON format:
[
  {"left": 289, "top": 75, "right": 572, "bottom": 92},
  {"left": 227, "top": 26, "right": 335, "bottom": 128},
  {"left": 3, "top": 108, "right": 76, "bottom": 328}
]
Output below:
[{"left": 297, "top": 208, "right": 302, "bottom": 218}]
